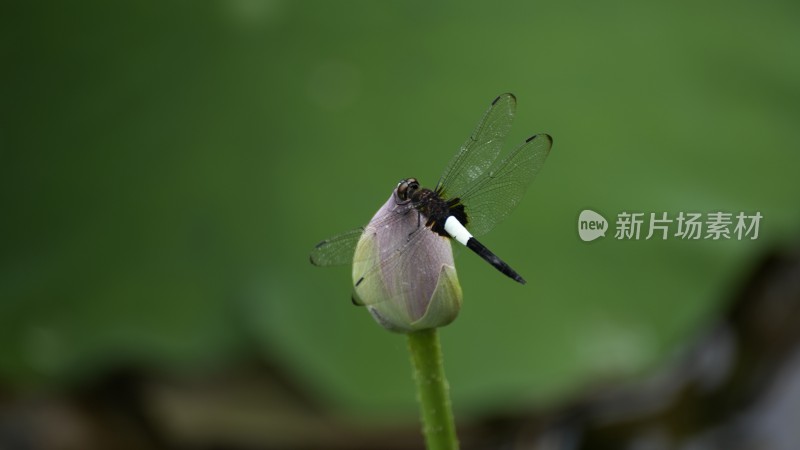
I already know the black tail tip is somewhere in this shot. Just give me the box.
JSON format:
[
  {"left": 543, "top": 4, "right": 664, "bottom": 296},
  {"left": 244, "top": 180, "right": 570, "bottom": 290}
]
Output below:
[{"left": 515, "top": 275, "right": 527, "bottom": 285}]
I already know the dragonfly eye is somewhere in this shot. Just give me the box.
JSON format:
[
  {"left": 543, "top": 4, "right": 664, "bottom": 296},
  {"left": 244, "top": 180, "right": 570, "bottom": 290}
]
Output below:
[{"left": 397, "top": 178, "right": 419, "bottom": 201}]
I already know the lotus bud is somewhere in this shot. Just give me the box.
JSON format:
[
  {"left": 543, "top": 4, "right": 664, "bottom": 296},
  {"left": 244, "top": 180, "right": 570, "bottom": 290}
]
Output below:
[{"left": 351, "top": 186, "right": 463, "bottom": 333}]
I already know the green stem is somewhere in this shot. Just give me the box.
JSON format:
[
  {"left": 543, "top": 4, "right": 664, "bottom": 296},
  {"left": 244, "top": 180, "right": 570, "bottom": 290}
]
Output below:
[{"left": 407, "top": 328, "right": 459, "bottom": 450}]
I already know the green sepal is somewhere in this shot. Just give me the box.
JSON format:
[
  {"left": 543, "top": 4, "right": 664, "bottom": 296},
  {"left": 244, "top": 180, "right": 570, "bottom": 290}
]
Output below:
[{"left": 409, "top": 264, "right": 462, "bottom": 331}]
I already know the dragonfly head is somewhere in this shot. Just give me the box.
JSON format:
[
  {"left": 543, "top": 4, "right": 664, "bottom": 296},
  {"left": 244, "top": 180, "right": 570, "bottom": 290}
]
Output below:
[{"left": 396, "top": 178, "right": 420, "bottom": 202}]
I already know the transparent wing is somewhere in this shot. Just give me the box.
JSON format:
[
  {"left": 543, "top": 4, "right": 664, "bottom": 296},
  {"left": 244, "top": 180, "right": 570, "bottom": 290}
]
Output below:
[
  {"left": 309, "top": 228, "right": 363, "bottom": 266},
  {"left": 459, "top": 134, "right": 552, "bottom": 237},
  {"left": 351, "top": 225, "right": 433, "bottom": 307},
  {"left": 434, "top": 93, "right": 516, "bottom": 199},
  {"left": 309, "top": 200, "right": 419, "bottom": 267},
  {"left": 311, "top": 211, "right": 443, "bottom": 308}
]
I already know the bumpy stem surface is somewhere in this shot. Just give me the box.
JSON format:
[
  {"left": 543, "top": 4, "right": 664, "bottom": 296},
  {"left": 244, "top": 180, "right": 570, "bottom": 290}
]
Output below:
[{"left": 407, "top": 328, "right": 459, "bottom": 450}]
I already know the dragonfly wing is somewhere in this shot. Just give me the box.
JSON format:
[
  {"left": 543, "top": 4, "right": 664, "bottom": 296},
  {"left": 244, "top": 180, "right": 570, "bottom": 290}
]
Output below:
[
  {"left": 352, "top": 223, "right": 428, "bottom": 307},
  {"left": 309, "top": 228, "right": 363, "bottom": 266},
  {"left": 309, "top": 192, "right": 422, "bottom": 267},
  {"left": 458, "top": 133, "right": 552, "bottom": 238},
  {"left": 434, "top": 93, "right": 516, "bottom": 199},
  {"left": 352, "top": 220, "right": 454, "bottom": 329},
  {"left": 310, "top": 193, "right": 442, "bottom": 310}
]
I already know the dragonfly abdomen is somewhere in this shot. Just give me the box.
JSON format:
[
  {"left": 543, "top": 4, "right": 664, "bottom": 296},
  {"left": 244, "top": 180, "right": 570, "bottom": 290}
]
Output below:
[{"left": 444, "top": 216, "right": 526, "bottom": 284}]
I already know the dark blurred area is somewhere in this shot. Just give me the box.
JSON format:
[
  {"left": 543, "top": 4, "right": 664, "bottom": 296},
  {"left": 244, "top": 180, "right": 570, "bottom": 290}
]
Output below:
[
  {"left": 2, "top": 1, "right": 799, "bottom": 449},
  {"left": 1, "top": 247, "right": 799, "bottom": 449}
]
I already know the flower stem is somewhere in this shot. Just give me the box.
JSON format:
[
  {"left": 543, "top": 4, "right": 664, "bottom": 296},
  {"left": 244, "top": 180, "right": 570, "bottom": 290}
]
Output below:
[{"left": 407, "top": 328, "right": 459, "bottom": 450}]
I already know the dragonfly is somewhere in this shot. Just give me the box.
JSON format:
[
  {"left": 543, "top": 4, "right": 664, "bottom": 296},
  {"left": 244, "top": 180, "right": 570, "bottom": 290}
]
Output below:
[{"left": 310, "top": 93, "right": 552, "bottom": 303}]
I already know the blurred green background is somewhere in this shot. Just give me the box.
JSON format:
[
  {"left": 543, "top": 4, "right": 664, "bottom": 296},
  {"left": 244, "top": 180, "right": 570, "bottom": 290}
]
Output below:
[{"left": 2, "top": 0, "right": 799, "bottom": 431}]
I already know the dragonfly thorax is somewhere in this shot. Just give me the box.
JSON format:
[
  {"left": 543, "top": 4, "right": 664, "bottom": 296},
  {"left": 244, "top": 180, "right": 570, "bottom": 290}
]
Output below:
[{"left": 397, "top": 177, "right": 467, "bottom": 237}]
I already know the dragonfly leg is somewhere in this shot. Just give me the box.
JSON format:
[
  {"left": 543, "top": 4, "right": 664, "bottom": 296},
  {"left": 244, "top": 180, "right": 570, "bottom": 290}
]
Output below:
[{"left": 407, "top": 217, "right": 424, "bottom": 242}]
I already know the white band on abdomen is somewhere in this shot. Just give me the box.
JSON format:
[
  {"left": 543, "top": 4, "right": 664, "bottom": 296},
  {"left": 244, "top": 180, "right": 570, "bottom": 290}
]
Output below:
[{"left": 444, "top": 216, "right": 472, "bottom": 246}]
